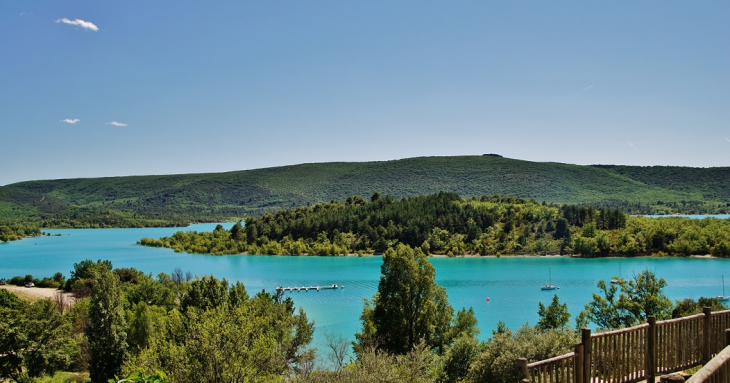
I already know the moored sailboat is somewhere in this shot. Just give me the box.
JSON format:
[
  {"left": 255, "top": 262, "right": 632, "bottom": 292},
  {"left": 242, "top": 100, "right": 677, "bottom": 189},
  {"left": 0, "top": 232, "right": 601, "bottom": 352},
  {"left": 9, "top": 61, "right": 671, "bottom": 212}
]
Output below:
[
  {"left": 717, "top": 275, "right": 729, "bottom": 302},
  {"left": 541, "top": 267, "right": 558, "bottom": 290}
]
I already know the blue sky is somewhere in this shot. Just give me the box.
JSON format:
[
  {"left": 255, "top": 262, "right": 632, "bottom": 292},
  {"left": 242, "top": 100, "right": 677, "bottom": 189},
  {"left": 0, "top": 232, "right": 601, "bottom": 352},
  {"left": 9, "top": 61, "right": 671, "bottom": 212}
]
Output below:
[{"left": 1, "top": 2, "right": 728, "bottom": 185}]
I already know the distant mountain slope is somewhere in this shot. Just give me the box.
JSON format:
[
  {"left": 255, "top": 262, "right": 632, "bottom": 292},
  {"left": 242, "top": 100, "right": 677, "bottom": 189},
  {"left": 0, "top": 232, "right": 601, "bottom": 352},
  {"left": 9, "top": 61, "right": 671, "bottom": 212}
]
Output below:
[
  {"left": 0, "top": 186, "right": 69, "bottom": 222},
  {"left": 593, "top": 165, "right": 730, "bottom": 201},
  {"left": 2, "top": 156, "right": 729, "bottom": 222}
]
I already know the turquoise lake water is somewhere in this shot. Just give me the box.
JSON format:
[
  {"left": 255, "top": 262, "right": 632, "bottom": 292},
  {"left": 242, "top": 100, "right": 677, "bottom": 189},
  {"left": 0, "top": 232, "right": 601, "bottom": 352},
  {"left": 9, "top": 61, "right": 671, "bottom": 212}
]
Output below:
[
  {"left": 643, "top": 214, "right": 730, "bottom": 219},
  {"left": 2, "top": 222, "right": 730, "bottom": 359}
]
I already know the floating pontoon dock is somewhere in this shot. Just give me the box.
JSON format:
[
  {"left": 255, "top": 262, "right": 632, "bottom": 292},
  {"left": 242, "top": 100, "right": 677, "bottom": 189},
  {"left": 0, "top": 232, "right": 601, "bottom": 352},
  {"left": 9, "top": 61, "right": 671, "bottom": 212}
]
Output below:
[{"left": 276, "top": 284, "right": 343, "bottom": 292}]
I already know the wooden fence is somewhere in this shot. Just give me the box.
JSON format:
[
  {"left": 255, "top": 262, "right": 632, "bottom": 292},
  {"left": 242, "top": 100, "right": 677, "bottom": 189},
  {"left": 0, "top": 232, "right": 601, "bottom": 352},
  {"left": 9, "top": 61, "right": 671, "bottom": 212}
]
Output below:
[
  {"left": 517, "top": 308, "right": 730, "bottom": 383},
  {"left": 684, "top": 330, "right": 730, "bottom": 383}
]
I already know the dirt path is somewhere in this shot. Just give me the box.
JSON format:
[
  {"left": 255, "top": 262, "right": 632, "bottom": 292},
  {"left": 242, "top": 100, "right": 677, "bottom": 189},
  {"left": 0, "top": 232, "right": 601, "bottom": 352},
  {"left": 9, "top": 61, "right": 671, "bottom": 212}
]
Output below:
[{"left": 1, "top": 285, "right": 76, "bottom": 305}]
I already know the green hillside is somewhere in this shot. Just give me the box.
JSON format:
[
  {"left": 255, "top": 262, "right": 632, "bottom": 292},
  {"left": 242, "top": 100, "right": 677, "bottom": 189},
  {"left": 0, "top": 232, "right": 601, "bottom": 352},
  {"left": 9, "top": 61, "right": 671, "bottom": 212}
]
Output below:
[{"left": 2, "top": 156, "right": 729, "bottom": 224}]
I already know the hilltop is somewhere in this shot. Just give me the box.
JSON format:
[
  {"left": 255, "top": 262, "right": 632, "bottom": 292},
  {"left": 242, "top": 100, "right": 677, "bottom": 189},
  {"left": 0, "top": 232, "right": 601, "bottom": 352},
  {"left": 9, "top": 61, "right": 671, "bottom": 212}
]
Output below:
[{"left": 1, "top": 155, "right": 729, "bottom": 224}]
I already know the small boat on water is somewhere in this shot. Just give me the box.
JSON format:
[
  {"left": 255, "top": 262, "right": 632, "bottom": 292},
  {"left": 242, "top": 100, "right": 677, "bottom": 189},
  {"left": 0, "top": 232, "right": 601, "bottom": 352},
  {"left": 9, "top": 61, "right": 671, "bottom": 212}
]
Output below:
[
  {"left": 717, "top": 276, "right": 729, "bottom": 302},
  {"left": 611, "top": 263, "right": 622, "bottom": 284},
  {"left": 541, "top": 267, "right": 558, "bottom": 290}
]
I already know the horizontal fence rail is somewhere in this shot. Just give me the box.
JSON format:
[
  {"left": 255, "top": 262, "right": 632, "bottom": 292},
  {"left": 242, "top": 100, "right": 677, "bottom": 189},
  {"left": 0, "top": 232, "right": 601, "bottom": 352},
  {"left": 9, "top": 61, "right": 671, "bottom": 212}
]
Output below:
[
  {"left": 518, "top": 308, "right": 730, "bottom": 383},
  {"left": 526, "top": 349, "right": 579, "bottom": 383}
]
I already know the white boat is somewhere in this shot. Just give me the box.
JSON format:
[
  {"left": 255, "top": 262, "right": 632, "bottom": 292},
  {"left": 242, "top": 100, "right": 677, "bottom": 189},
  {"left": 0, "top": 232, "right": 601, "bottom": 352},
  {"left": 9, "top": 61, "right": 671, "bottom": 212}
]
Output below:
[
  {"left": 541, "top": 267, "right": 558, "bottom": 290},
  {"left": 717, "top": 275, "right": 729, "bottom": 302},
  {"left": 611, "top": 263, "right": 622, "bottom": 284}
]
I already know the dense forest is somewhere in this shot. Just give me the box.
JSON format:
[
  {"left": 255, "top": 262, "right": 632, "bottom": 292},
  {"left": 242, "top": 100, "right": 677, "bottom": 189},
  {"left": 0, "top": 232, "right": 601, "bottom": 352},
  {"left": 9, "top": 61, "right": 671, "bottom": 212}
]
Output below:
[
  {"left": 3, "top": 156, "right": 730, "bottom": 228},
  {"left": 0, "top": 210, "right": 189, "bottom": 243},
  {"left": 140, "top": 193, "right": 730, "bottom": 257}
]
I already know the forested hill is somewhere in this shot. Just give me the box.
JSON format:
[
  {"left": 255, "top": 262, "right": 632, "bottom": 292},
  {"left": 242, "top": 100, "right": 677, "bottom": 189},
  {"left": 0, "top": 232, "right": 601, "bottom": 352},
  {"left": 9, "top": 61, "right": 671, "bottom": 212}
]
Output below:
[{"left": 2, "top": 155, "right": 730, "bottom": 224}]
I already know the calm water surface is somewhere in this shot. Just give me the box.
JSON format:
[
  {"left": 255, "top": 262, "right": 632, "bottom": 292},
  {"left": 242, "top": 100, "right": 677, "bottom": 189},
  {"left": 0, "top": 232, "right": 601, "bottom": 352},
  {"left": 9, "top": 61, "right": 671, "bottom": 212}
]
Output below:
[{"left": 2, "top": 223, "right": 730, "bottom": 358}]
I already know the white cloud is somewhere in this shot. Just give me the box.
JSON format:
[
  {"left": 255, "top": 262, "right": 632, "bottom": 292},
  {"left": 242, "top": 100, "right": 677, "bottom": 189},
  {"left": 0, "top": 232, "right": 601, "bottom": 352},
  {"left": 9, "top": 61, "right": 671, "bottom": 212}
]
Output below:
[
  {"left": 61, "top": 118, "right": 80, "bottom": 124},
  {"left": 579, "top": 84, "right": 594, "bottom": 94},
  {"left": 108, "top": 121, "right": 128, "bottom": 127},
  {"left": 725, "top": 137, "right": 730, "bottom": 143},
  {"left": 627, "top": 142, "right": 637, "bottom": 150},
  {"left": 56, "top": 18, "right": 99, "bottom": 31}
]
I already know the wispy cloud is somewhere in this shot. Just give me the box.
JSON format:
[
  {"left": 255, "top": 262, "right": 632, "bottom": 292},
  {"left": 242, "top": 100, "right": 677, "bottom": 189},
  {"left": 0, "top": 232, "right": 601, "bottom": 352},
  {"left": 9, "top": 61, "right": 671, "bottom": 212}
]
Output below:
[
  {"left": 56, "top": 18, "right": 99, "bottom": 31},
  {"left": 108, "top": 121, "right": 128, "bottom": 127},
  {"left": 579, "top": 84, "right": 594, "bottom": 94},
  {"left": 61, "top": 118, "right": 80, "bottom": 124},
  {"left": 725, "top": 137, "right": 730, "bottom": 143},
  {"left": 627, "top": 142, "right": 637, "bottom": 150}
]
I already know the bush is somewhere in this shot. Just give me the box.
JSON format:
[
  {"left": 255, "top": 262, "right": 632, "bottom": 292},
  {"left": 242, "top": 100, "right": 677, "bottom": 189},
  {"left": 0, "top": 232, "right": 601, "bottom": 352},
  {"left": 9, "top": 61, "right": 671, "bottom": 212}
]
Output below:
[{"left": 466, "top": 326, "right": 578, "bottom": 383}]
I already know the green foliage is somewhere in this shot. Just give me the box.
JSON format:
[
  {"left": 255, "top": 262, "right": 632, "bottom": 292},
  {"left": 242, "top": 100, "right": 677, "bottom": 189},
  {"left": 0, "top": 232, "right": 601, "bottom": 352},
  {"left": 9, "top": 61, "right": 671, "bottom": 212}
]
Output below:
[
  {"left": 33, "top": 371, "right": 90, "bottom": 382},
  {"left": 87, "top": 270, "right": 128, "bottom": 383},
  {"left": 111, "top": 369, "right": 167, "bottom": 383},
  {"left": 0, "top": 288, "right": 21, "bottom": 308},
  {"left": 437, "top": 335, "right": 485, "bottom": 383},
  {"left": 295, "top": 343, "right": 437, "bottom": 383},
  {"left": 537, "top": 295, "right": 571, "bottom": 331},
  {"left": 179, "top": 276, "right": 248, "bottom": 312},
  {"left": 583, "top": 269, "right": 672, "bottom": 330},
  {"left": 126, "top": 290, "right": 313, "bottom": 383},
  {"left": 671, "top": 297, "right": 726, "bottom": 318},
  {"left": 0, "top": 223, "right": 41, "bottom": 242},
  {"left": 143, "top": 192, "right": 730, "bottom": 258},
  {"left": 66, "top": 260, "right": 114, "bottom": 298},
  {"left": 0, "top": 299, "right": 77, "bottom": 380},
  {"left": 355, "top": 244, "right": 477, "bottom": 356},
  {"left": 465, "top": 325, "right": 578, "bottom": 383}
]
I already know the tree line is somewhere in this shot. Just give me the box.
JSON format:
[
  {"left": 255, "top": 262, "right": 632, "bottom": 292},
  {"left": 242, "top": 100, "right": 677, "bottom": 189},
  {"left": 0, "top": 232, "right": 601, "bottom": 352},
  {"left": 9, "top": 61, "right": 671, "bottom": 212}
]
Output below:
[
  {"left": 0, "top": 223, "right": 42, "bottom": 242},
  {"left": 140, "top": 192, "right": 730, "bottom": 257}
]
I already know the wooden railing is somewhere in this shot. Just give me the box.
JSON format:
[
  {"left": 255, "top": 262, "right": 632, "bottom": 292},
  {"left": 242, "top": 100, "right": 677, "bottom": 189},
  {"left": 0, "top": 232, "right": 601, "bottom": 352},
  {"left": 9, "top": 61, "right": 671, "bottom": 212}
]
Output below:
[
  {"left": 686, "top": 331, "right": 730, "bottom": 383},
  {"left": 517, "top": 308, "right": 730, "bottom": 383},
  {"left": 656, "top": 314, "right": 704, "bottom": 375},
  {"left": 589, "top": 323, "right": 648, "bottom": 382},
  {"left": 710, "top": 311, "right": 730, "bottom": 355},
  {"left": 520, "top": 345, "right": 583, "bottom": 383}
]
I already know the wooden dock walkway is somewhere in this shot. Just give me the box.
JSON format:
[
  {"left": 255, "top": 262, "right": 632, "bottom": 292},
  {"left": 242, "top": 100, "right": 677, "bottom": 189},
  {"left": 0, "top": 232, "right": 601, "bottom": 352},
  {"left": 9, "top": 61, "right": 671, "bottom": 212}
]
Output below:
[{"left": 276, "top": 284, "right": 343, "bottom": 292}]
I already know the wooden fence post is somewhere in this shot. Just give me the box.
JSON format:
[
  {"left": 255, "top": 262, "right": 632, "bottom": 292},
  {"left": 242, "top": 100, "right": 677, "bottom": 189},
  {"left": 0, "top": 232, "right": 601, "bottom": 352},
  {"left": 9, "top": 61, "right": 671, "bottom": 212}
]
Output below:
[
  {"left": 582, "top": 327, "right": 591, "bottom": 383},
  {"left": 575, "top": 344, "right": 584, "bottom": 383},
  {"left": 726, "top": 328, "right": 730, "bottom": 346},
  {"left": 517, "top": 357, "right": 529, "bottom": 383},
  {"left": 647, "top": 315, "right": 657, "bottom": 383},
  {"left": 703, "top": 306, "right": 712, "bottom": 363}
]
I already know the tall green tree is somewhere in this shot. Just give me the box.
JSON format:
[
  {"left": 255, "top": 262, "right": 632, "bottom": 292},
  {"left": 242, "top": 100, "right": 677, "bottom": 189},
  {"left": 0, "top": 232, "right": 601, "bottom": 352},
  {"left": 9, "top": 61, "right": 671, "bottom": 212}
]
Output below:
[
  {"left": 355, "top": 244, "right": 476, "bottom": 355},
  {"left": 87, "top": 268, "right": 128, "bottom": 383},
  {"left": 537, "top": 295, "right": 570, "bottom": 331},
  {"left": 583, "top": 269, "right": 672, "bottom": 330}
]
